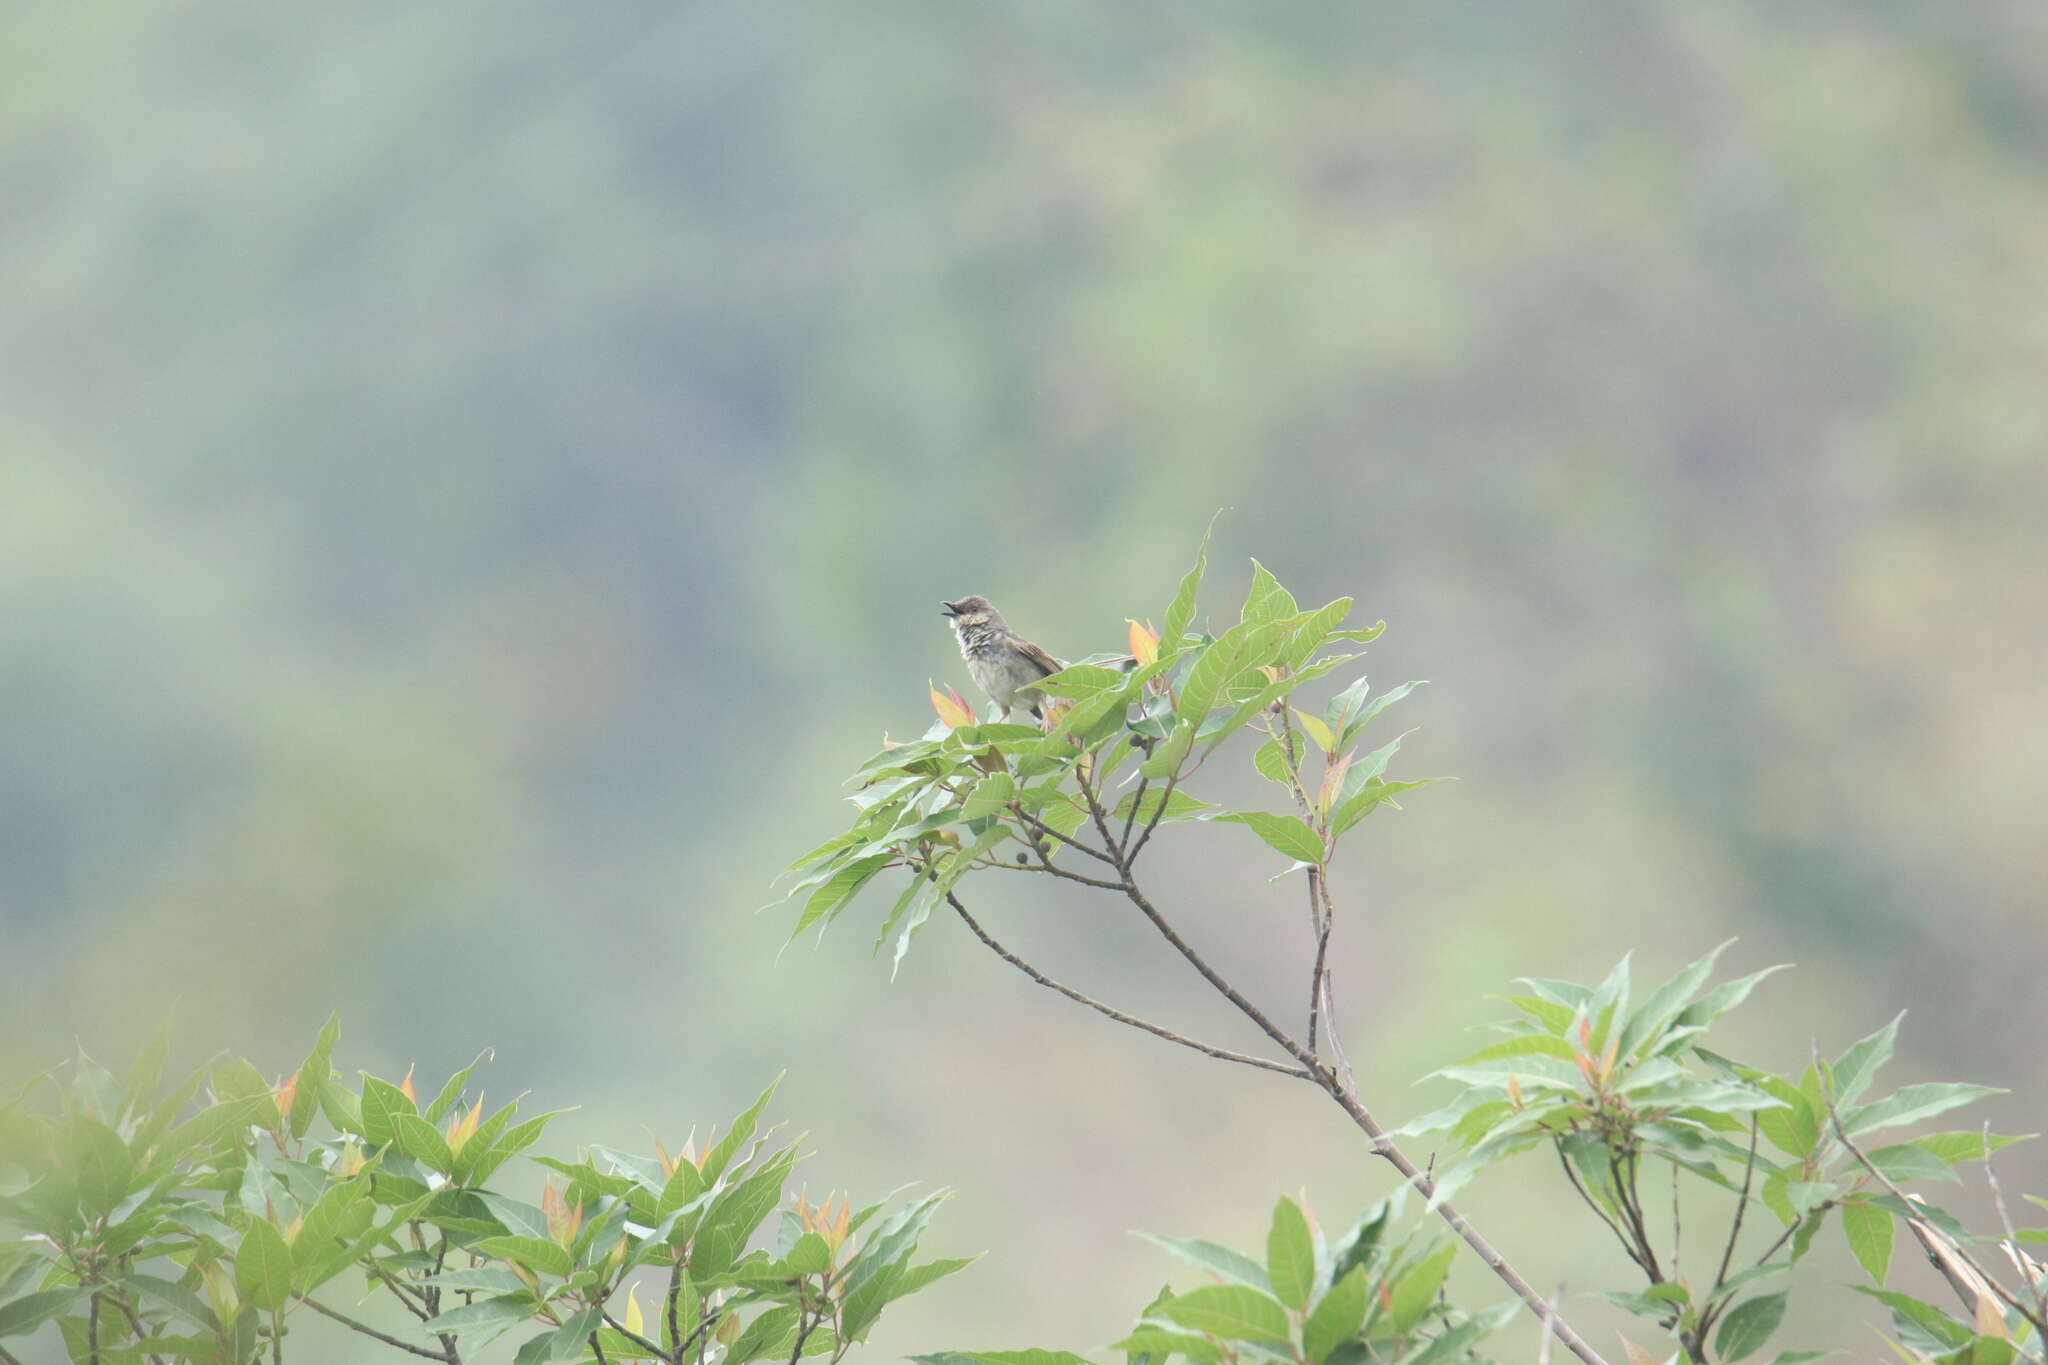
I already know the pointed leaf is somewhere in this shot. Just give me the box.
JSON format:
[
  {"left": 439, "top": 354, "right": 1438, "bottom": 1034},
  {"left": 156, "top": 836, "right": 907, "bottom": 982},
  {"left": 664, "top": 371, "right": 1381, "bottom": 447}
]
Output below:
[
  {"left": 1215, "top": 812, "right": 1325, "bottom": 864},
  {"left": 1303, "top": 1266, "right": 1367, "bottom": 1364},
  {"left": 1155, "top": 1284, "right": 1289, "bottom": 1342},
  {"left": 1265, "top": 1197, "right": 1314, "bottom": 1311}
]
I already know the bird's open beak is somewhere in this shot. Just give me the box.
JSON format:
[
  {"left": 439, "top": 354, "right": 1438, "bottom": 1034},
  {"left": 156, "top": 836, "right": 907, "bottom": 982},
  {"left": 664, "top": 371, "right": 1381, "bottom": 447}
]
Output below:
[{"left": 939, "top": 601, "right": 960, "bottom": 617}]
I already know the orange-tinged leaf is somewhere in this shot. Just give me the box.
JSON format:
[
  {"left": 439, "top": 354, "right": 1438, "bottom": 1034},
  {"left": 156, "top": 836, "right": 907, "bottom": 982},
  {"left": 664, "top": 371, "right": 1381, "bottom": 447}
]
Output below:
[
  {"left": 654, "top": 1136, "right": 677, "bottom": 1179},
  {"left": 1507, "top": 1075, "right": 1524, "bottom": 1108},
  {"left": 543, "top": 1184, "right": 568, "bottom": 1240},
  {"left": 1620, "top": 1336, "right": 1658, "bottom": 1365},
  {"left": 1127, "top": 620, "right": 1160, "bottom": 667},
  {"left": 930, "top": 682, "right": 976, "bottom": 729},
  {"left": 1978, "top": 1286, "right": 2008, "bottom": 1338},
  {"left": 1577, "top": 1016, "right": 1594, "bottom": 1049},
  {"left": 832, "top": 1198, "right": 849, "bottom": 1250},
  {"left": 446, "top": 1094, "right": 485, "bottom": 1154},
  {"left": 1316, "top": 748, "right": 1355, "bottom": 813},
  {"left": 398, "top": 1065, "right": 418, "bottom": 1106},
  {"left": 274, "top": 1070, "right": 299, "bottom": 1122},
  {"left": 565, "top": 1199, "right": 584, "bottom": 1246}
]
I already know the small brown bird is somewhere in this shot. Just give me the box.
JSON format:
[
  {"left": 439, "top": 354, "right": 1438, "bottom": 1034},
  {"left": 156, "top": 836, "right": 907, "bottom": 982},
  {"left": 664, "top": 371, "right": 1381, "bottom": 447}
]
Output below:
[{"left": 941, "top": 595, "right": 1062, "bottom": 723}]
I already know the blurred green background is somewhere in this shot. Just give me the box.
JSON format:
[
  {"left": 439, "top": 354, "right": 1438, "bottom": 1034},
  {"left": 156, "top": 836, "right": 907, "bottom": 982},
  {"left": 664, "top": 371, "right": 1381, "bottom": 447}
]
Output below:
[{"left": 5, "top": 1, "right": 2045, "bottom": 1356}]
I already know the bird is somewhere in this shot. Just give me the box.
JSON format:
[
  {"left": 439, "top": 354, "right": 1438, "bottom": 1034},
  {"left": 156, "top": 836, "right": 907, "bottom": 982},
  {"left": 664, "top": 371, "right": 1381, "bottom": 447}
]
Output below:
[{"left": 941, "top": 595, "right": 1062, "bottom": 723}]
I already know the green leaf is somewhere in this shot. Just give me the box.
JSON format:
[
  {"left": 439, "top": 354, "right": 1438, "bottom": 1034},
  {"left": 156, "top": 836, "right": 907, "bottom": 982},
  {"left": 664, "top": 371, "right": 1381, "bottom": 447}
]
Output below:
[
  {"left": 1387, "top": 1241, "right": 1457, "bottom": 1332},
  {"left": 1155, "top": 1284, "right": 1289, "bottom": 1342},
  {"left": 1215, "top": 811, "right": 1325, "bottom": 864},
  {"left": 71, "top": 1115, "right": 135, "bottom": 1218},
  {"left": 359, "top": 1075, "right": 417, "bottom": 1149},
  {"left": 1241, "top": 559, "right": 1298, "bottom": 625},
  {"left": 1162, "top": 520, "right": 1215, "bottom": 647},
  {"left": 961, "top": 774, "right": 1017, "bottom": 822},
  {"left": 1616, "top": 940, "right": 1734, "bottom": 1061},
  {"left": 1111, "top": 1329, "right": 1219, "bottom": 1364},
  {"left": 1251, "top": 741, "right": 1292, "bottom": 786},
  {"left": 512, "top": 1309, "right": 602, "bottom": 1365},
  {"left": 424, "top": 1048, "right": 493, "bottom": 1124},
  {"left": 1832, "top": 1013, "right": 1903, "bottom": 1108},
  {"left": 888, "top": 1255, "right": 979, "bottom": 1304},
  {"left": 1909, "top": 1130, "right": 2033, "bottom": 1165},
  {"left": 724, "top": 1305, "right": 799, "bottom": 1364},
  {"left": 1842, "top": 1200, "right": 1892, "bottom": 1285},
  {"left": 1132, "top": 1234, "right": 1271, "bottom": 1292},
  {"left": 234, "top": 1217, "right": 294, "bottom": 1313},
  {"left": 1303, "top": 1267, "right": 1367, "bottom": 1364},
  {"left": 393, "top": 1114, "right": 456, "bottom": 1173},
  {"left": 476, "top": 1235, "right": 574, "bottom": 1278},
  {"left": 1265, "top": 1197, "right": 1314, "bottom": 1311},
  {"left": 1137, "top": 723, "right": 1195, "bottom": 779},
  {"left": 0, "top": 1288, "right": 83, "bottom": 1338},
  {"left": 1176, "top": 620, "right": 1285, "bottom": 725},
  {"left": 420, "top": 1294, "right": 540, "bottom": 1340},
  {"left": 290, "top": 1014, "right": 341, "bottom": 1140},
  {"left": 1867, "top": 1143, "right": 1956, "bottom": 1185},
  {"left": 1713, "top": 1292, "right": 1787, "bottom": 1361},
  {"left": 1453, "top": 1034, "right": 1578, "bottom": 1065},
  {"left": 1338, "top": 680, "right": 1424, "bottom": 748},
  {"left": 790, "top": 855, "right": 894, "bottom": 940},
  {"left": 1843, "top": 1083, "right": 2003, "bottom": 1138},
  {"left": 1111, "top": 788, "right": 1218, "bottom": 824},
  {"left": 910, "top": 1353, "right": 1095, "bottom": 1365}
]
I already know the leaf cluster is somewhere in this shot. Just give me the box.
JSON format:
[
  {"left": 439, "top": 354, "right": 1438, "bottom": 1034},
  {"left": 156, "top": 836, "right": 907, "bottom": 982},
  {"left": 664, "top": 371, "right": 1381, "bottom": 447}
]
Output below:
[
  {"left": 0, "top": 1021, "right": 963, "bottom": 1364},
  {"left": 1403, "top": 943, "right": 2033, "bottom": 1362},
  {"left": 778, "top": 533, "right": 1424, "bottom": 971}
]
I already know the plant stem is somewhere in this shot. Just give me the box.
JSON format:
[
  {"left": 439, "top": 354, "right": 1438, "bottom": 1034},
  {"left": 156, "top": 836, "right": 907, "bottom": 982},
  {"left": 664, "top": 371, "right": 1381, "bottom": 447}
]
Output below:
[
  {"left": 947, "top": 893, "right": 1309, "bottom": 1078},
  {"left": 296, "top": 1295, "right": 453, "bottom": 1361}
]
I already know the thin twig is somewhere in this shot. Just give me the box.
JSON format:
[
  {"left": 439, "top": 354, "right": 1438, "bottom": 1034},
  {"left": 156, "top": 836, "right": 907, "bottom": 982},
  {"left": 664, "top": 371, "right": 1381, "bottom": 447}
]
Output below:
[
  {"left": 1119, "top": 877, "right": 1305, "bottom": 1061},
  {"left": 602, "top": 1314, "right": 669, "bottom": 1360},
  {"left": 1713, "top": 1121, "right": 1760, "bottom": 1293},
  {"left": 1556, "top": 1142, "right": 1636, "bottom": 1264},
  {"left": 1006, "top": 804, "right": 1118, "bottom": 866},
  {"left": 1120, "top": 773, "right": 1150, "bottom": 852},
  {"left": 1980, "top": 1121, "right": 2048, "bottom": 1320},
  {"left": 1125, "top": 769, "right": 1180, "bottom": 865},
  {"left": 946, "top": 894, "right": 1310, "bottom": 1078},
  {"left": 1318, "top": 1084, "right": 1610, "bottom": 1365},
  {"left": 1074, "top": 769, "right": 1125, "bottom": 867},
  {"left": 106, "top": 1288, "right": 164, "bottom": 1365},
  {"left": 667, "top": 1264, "right": 683, "bottom": 1362},
  {"left": 297, "top": 1295, "right": 452, "bottom": 1361},
  {"left": 589, "top": 1331, "right": 611, "bottom": 1365},
  {"left": 1669, "top": 1162, "right": 1682, "bottom": 1288},
  {"left": 1820, "top": 1062, "right": 2044, "bottom": 1334}
]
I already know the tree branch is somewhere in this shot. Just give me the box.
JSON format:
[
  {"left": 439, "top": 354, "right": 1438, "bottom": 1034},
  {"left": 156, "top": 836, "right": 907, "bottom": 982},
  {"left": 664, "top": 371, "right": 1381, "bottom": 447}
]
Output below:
[
  {"left": 296, "top": 1295, "right": 453, "bottom": 1361},
  {"left": 1005, "top": 803, "right": 1118, "bottom": 867},
  {"left": 946, "top": 893, "right": 1310, "bottom": 1078},
  {"left": 602, "top": 1314, "right": 669, "bottom": 1360},
  {"left": 1821, "top": 1074, "right": 2044, "bottom": 1335},
  {"left": 1712, "top": 1120, "right": 1760, "bottom": 1294},
  {"left": 1118, "top": 877, "right": 1309, "bottom": 1063}
]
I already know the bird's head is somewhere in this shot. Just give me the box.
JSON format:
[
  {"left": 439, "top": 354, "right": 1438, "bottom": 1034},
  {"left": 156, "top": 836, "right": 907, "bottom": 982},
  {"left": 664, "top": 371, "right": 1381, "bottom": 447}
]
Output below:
[{"left": 940, "top": 595, "right": 999, "bottom": 629}]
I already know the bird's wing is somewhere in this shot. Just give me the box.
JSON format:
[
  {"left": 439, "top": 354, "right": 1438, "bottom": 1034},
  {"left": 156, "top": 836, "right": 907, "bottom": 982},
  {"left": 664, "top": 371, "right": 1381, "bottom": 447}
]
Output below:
[{"left": 1018, "top": 639, "right": 1062, "bottom": 678}]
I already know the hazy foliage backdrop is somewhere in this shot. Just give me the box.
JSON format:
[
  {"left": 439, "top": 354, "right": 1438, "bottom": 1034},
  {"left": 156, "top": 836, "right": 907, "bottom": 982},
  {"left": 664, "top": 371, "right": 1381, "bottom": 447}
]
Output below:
[{"left": 5, "top": 2, "right": 2044, "bottom": 1354}]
